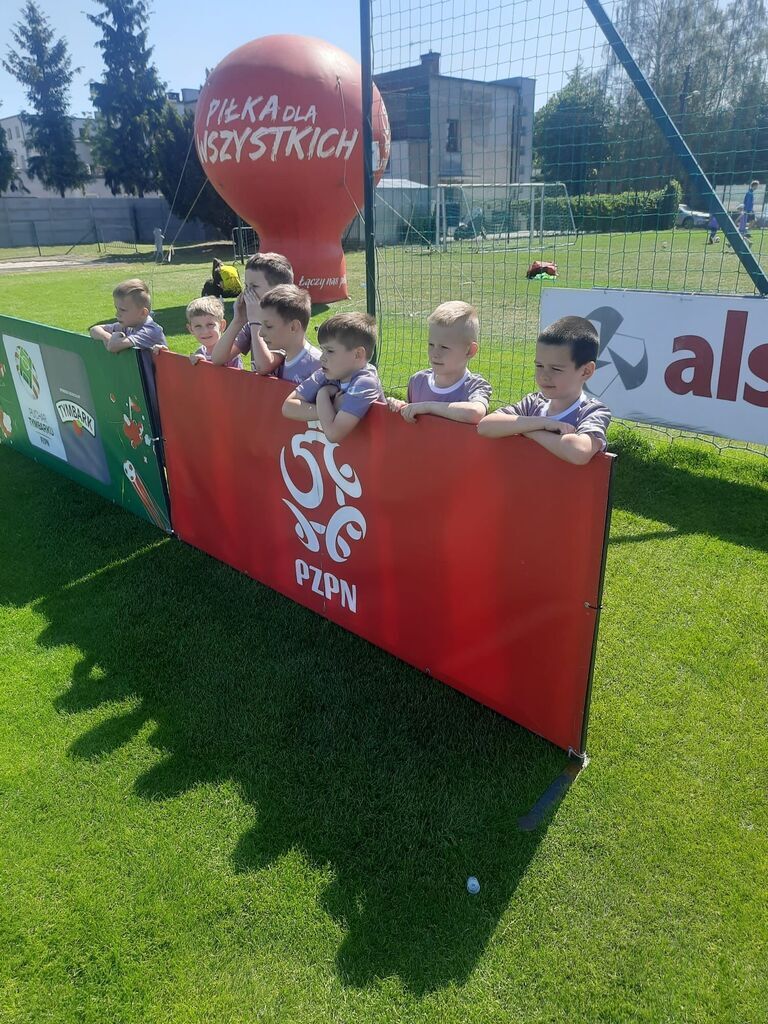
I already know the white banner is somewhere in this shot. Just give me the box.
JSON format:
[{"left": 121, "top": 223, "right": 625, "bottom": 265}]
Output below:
[{"left": 540, "top": 289, "right": 768, "bottom": 445}]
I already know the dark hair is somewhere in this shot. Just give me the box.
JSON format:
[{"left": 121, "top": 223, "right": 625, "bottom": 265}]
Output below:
[
  {"left": 244, "top": 251, "right": 294, "bottom": 287},
  {"left": 260, "top": 284, "right": 311, "bottom": 330},
  {"left": 538, "top": 315, "right": 599, "bottom": 367},
  {"left": 317, "top": 312, "right": 377, "bottom": 359}
]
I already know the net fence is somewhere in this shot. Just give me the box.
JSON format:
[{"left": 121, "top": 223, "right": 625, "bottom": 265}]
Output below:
[{"left": 367, "top": 0, "right": 768, "bottom": 454}]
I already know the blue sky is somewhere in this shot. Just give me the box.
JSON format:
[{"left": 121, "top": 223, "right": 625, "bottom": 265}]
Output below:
[{"left": 0, "top": 0, "right": 603, "bottom": 119}]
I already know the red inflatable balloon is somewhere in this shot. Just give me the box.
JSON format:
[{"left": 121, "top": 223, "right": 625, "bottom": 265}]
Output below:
[{"left": 195, "top": 35, "right": 390, "bottom": 303}]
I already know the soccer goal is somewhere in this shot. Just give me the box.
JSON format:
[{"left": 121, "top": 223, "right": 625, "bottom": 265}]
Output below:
[{"left": 435, "top": 182, "right": 577, "bottom": 252}]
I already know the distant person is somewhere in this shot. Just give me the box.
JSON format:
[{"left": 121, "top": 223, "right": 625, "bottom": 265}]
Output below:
[
  {"left": 211, "top": 252, "right": 293, "bottom": 369},
  {"left": 738, "top": 180, "right": 759, "bottom": 236},
  {"left": 387, "top": 301, "right": 491, "bottom": 424},
  {"left": 707, "top": 213, "right": 720, "bottom": 245},
  {"left": 153, "top": 227, "right": 164, "bottom": 263},
  {"left": 88, "top": 278, "right": 167, "bottom": 354},
  {"left": 282, "top": 313, "right": 384, "bottom": 443},
  {"left": 186, "top": 296, "right": 242, "bottom": 368},
  {"left": 255, "top": 285, "right": 322, "bottom": 382},
  {"left": 478, "top": 315, "right": 611, "bottom": 465}
]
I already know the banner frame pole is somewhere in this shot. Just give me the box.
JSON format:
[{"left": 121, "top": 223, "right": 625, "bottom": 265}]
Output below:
[
  {"left": 359, "top": 0, "right": 377, "bottom": 327},
  {"left": 575, "top": 453, "right": 616, "bottom": 759}
]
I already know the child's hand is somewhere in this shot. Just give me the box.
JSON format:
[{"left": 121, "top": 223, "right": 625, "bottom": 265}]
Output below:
[
  {"left": 244, "top": 284, "right": 262, "bottom": 323},
  {"left": 151, "top": 344, "right": 165, "bottom": 356},
  {"left": 318, "top": 383, "right": 340, "bottom": 399},
  {"left": 401, "top": 403, "right": 427, "bottom": 423},
  {"left": 233, "top": 292, "right": 247, "bottom": 324},
  {"left": 189, "top": 352, "right": 204, "bottom": 365},
  {"left": 543, "top": 419, "right": 576, "bottom": 434},
  {"left": 387, "top": 397, "right": 406, "bottom": 412}
]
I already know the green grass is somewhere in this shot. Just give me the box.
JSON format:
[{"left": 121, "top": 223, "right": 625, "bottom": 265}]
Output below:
[{"left": 1, "top": 240, "right": 767, "bottom": 1021}]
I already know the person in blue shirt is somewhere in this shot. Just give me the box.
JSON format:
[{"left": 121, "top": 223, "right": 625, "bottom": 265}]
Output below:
[{"left": 738, "top": 180, "right": 759, "bottom": 237}]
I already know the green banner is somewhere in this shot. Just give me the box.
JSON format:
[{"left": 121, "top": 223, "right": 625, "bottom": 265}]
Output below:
[{"left": 0, "top": 315, "right": 171, "bottom": 532}]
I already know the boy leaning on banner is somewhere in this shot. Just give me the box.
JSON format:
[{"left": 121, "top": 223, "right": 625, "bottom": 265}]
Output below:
[
  {"left": 478, "top": 315, "right": 611, "bottom": 464},
  {"left": 282, "top": 312, "right": 384, "bottom": 443},
  {"left": 88, "top": 278, "right": 167, "bottom": 354},
  {"left": 386, "top": 301, "right": 491, "bottom": 424}
]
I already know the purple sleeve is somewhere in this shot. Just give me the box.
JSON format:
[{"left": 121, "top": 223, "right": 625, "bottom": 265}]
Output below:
[
  {"left": 467, "top": 375, "right": 492, "bottom": 408},
  {"left": 129, "top": 322, "right": 167, "bottom": 350},
  {"left": 339, "top": 374, "right": 383, "bottom": 419},
  {"left": 233, "top": 323, "right": 252, "bottom": 355},
  {"left": 499, "top": 393, "right": 538, "bottom": 416},
  {"left": 576, "top": 404, "right": 612, "bottom": 449},
  {"left": 294, "top": 369, "right": 326, "bottom": 403}
]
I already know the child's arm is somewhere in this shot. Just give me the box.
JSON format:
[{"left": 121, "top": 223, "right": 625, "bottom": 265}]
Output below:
[
  {"left": 527, "top": 429, "right": 604, "bottom": 465},
  {"left": 89, "top": 324, "right": 112, "bottom": 343},
  {"left": 401, "top": 400, "right": 487, "bottom": 425},
  {"left": 211, "top": 293, "right": 249, "bottom": 366},
  {"left": 283, "top": 392, "right": 319, "bottom": 422},
  {"left": 477, "top": 411, "right": 568, "bottom": 438},
  {"left": 386, "top": 396, "right": 406, "bottom": 412},
  {"left": 250, "top": 334, "right": 284, "bottom": 375},
  {"left": 104, "top": 329, "right": 135, "bottom": 354},
  {"left": 315, "top": 385, "right": 360, "bottom": 443}
]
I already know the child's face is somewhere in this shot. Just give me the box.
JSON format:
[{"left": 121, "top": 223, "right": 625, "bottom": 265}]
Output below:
[
  {"left": 260, "top": 309, "right": 300, "bottom": 351},
  {"left": 320, "top": 338, "right": 365, "bottom": 380},
  {"left": 427, "top": 323, "right": 477, "bottom": 376},
  {"left": 534, "top": 341, "right": 594, "bottom": 401},
  {"left": 188, "top": 315, "right": 225, "bottom": 350},
  {"left": 243, "top": 268, "right": 271, "bottom": 310},
  {"left": 114, "top": 295, "right": 148, "bottom": 328}
]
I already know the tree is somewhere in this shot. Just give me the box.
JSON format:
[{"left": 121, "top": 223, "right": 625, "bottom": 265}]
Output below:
[
  {"left": 87, "top": 0, "right": 166, "bottom": 197},
  {"left": 2, "top": 1, "right": 88, "bottom": 197},
  {"left": 534, "top": 66, "right": 614, "bottom": 196},
  {"left": 153, "top": 103, "right": 237, "bottom": 238},
  {"left": 0, "top": 112, "right": 16, "bottom": 194}
]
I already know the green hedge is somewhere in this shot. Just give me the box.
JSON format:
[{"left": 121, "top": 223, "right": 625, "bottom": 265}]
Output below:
[{"left": 569, "top": 180, "right": 682, "bottom": 233}]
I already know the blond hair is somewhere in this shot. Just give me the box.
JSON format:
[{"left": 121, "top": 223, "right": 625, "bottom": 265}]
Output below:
[
  {"left": 186, "top": 296, "right": 225, "bottom": 322},
  {"left": 317, "top": 312, "right": 377, "bottom": 359},
  {"left": 427, "top": 301, "right": 479, "bottom": 342},
  {"left": 113, "top": 278, "right": 151, "bottom": 309},
  {"left": 245, "top": 252, "right": 294, "bottom": 287}
]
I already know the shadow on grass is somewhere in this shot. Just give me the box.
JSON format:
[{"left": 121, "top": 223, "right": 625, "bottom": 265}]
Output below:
[
  {"left": 1, "top": 445, "right": 564, "bottom": 995},
  {"left": 609, "top": 428, "right": 768, "bottom": 553}
]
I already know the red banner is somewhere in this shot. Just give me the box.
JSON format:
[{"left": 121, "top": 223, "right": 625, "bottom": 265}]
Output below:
[{"left": 156, "top": 353, "right": 614, "bottom": 753}]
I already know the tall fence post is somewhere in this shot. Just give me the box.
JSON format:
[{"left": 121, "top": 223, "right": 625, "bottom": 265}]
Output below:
[{"left": 359, "top": 0, "right": 377, "bottom": 323}]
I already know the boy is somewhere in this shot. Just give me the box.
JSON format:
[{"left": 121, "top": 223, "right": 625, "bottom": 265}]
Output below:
[
  {"left": 386, "top": 300, "right": 491, "bottom": 424},
  {"left": 739, "top": 180, "right": 759, "bottom": 236},
  {"left": 187, "top": 296, "right": 242, "bottom": 368},
  {"left": 282, "top": 312, "right": 383, "bottom": 443},
  {"left": 477, "top": 315, "right": 611, "bottom": 465},
  {"left": 256, "top": 284, "right": 322, "bottom": 381},
  {"left": 89, "top": 278, "right": 167, "bottom": 354},
  {"left": 211, "top": 252, "right": 293, "bottom": 369}
]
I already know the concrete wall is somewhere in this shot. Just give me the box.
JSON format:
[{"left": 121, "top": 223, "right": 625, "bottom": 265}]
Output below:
[{"left": 0, "top": 197, "right": 220, "bottom": 249}]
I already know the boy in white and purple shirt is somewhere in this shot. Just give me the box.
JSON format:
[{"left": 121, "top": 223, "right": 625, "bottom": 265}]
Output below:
[
  {"left": 283, "top": 313, "right": 384, "bottom": 443},
  {"left": 387, "top": 301, "right": 491, "bottom": 424},
  {"left": 478, "top": 315, "right": 611, "bottom": 465},
  {"left": 210, "top": 252, "right": 294, "bottom": 370},
  {"left": 256, "top": 285, "right": 322, "bottom": 383},
  {"left": 186, "top": 296, "right": 242, "bottom": 369}
]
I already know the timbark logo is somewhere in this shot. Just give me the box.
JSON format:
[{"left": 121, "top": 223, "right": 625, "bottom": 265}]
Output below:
[{"left": 56, "top": 400, "right": 96, "bottom": 436}]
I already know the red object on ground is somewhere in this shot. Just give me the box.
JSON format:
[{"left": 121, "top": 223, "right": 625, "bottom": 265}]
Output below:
[
  {"left": 527, "top": 260, "right": 558, "bottom": 279},
  {"left": 156, "top": 354, "right": 613, "bottom": 754},
  {"left": 194, "top": 35, "right": 391, "bottom": 303}
]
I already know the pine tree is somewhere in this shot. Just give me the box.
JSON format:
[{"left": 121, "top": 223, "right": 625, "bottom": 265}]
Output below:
[
  {"left": 0, "top": 113, "right": 16, "bottom": 194},
  {"left": 2, "top": 1, "right": 89, "bottom": 197},
  {"left": 87, "top": 0, "right": 166, "bottom": 197}
]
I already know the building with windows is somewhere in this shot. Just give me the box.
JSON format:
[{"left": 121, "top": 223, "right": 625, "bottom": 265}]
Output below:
[{"left": 374, "top": 52, "right": 534, "bottom": 187}]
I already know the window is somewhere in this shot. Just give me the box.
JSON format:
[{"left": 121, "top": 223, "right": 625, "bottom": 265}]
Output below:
[
  {"left": 15, "top": 126, "right": 21, "bottom": 139},
  {"left": 446, "top": 119, "right": 460, "bottom": 153}
]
